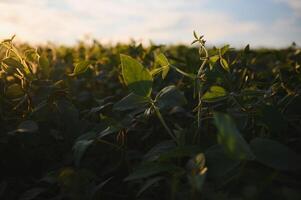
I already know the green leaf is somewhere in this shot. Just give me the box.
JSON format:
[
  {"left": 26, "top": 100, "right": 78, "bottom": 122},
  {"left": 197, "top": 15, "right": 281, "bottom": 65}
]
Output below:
[
  {"left": 220, "top": 45, "right": 230, "bottom": 55},
  {"left": 73, "top": 140, "right": 94, "bottom": 167},
  {"left": 209, "top": 55, "right": 219, "bottom": 64},
  {"left": 250, "top": 138, "right": 301, "bottom": 171},
  {"left": 113, "top": 93, "right": 150, "bottom": 111},
  {"left": 124, "top": 163, "right": 179, "bottom": 181},
  {"left": 205, "top": 145, "right": 240, "bottom": 179},
  {"left": 6, "top": 83, "right": 24, "bottom": 98},
  {"left": 144, "top": 140, "right": 176, "bottom": 161},
  {"left": 69, "top": 61, "right": 91, "bottom": 76},
  {"left": 213, "top": 112, "right": 255, "bottom": 160},
  {"left": 120, "top": 54, "right": 153, "bottom": 97},
  {"left": 202, "top": 86, "right": 227, "bottom": 102},
  {"left": 2, "top": 57, "right": 24, "bottom": 69},
  {"left": 220, "top": 58, "right": 229, "bottom": 71},
  {"left": 154, "top": 53, "right": 170, "bottom": 79},
  {"left": 155, "top": 85, "right": 187, "bottom": 110},
  {"left": 8, "top": 120, "right": 39, "bottom": 134}
]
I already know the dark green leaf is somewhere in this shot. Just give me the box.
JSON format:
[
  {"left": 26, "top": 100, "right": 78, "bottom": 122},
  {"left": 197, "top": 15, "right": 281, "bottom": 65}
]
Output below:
[
  {"left": 155, "top": 85, "right": 187, "bottom": 110},
  {"left": 73, "top": 140, "right": 94, "bottom": 167},
  {"left": 113, "top": 93, "right": 150, "bottom": 111},
  {"left": 250, "top": 138, "right": 301, "bottom": 171},
  {"left": 205, "top": 145, "right": 240, "bottom": 179}
]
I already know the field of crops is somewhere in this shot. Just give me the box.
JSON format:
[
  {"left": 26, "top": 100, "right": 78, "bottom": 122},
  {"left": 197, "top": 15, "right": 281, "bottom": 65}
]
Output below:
[{"left": 0, "top": 33, "right": 301, "bottom": 200}]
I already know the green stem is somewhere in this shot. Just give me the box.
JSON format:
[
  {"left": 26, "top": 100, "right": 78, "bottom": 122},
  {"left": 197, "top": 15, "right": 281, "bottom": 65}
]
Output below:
[
  {"left": 196, "top": 44, "right": 208, "bottom": 129},
  {"left": 151, "top": 102, "right": 177, "bottom": 142},
  {"left": 170, "top": 65, "right": 196, "bottom": 79}
]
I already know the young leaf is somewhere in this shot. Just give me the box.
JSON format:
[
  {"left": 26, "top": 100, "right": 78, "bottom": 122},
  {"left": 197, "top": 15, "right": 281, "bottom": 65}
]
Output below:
[
  {"left": 250, "top": 138, "right": 301, "bottom": 171},
  {"left": 202, "top": 85, "right": 227, "bottom": 102},
  {"left": 209, "top": 55, "right": 219, "bottom": 64},
  {"left": 120, "top": 54, "right": 153, "bottom": 97},
  {"left": 155, "top": 85, "right": 187, "bottom": 110},
  {"left": 154, "top": 53, "right": 170, "bottom": 79},
  {"left": 113, "top": 93, "right": 150, "bottom": 111},
  {"left": 69, "top": 61, "right": 91, "bottom": 76},
  {"left": 213, "top": 112, "right": 255, "bottom": 160}
]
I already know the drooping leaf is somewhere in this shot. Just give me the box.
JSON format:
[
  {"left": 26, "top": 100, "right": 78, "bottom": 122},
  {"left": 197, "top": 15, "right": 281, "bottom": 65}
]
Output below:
[
  {"left": 155, "top": 85, "right": 187, "bottom": 110},
  {"left": 250, "top": 138, "right": 301, "bottom": 171},
  {"left": 113, "top": 93, "right": 150, "bottom": 111},
  {"left": 213, "top": 112, "right": 255, "bottom": 160},
  {"left": 120, "top": 54, "right": 153, "bottom": 96},
  {"left": 202, "top": 85, "right": 227, "bottom": 102},
  {"left": 69, "top": 61, "right": 91, "bottom": 76}
]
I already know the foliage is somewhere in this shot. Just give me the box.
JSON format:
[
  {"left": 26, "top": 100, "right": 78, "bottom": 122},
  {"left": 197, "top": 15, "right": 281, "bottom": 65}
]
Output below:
[{"left": 0, "top": 33, "right": 301, "bottom": 200}]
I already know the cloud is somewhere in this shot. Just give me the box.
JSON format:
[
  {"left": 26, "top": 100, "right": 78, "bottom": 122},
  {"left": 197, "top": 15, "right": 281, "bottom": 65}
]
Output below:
[
  {"left": 273, "top": 0, "right": 301, "bottom": 17},
  {"left": 0, "top": 0, "right": 299, "bottom": 47}
]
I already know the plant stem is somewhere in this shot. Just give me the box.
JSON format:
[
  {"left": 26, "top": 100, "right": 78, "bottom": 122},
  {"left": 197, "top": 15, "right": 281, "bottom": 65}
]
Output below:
[
  {"left": 151, "top": 102, "right": 177, "bottom": 142},
  {"left": 196, "top": 44, "right": 208, "bottom": 129}
]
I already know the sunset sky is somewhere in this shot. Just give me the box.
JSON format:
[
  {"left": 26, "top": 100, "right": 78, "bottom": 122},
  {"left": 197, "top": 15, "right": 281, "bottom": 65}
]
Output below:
[{"left": 0, "top": 0, "right": 300, "bottom": 47}]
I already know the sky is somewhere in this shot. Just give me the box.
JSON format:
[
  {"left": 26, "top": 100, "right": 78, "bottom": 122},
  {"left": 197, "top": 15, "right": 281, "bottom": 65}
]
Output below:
[{"left": 0, "top": 0, "right": 300, "bottom": 47}]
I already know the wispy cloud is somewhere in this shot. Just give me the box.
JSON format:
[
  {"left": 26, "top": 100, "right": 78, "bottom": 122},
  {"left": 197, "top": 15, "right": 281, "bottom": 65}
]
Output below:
[{"left": 0, "top": 0, "right": 300, "bottom": 47}]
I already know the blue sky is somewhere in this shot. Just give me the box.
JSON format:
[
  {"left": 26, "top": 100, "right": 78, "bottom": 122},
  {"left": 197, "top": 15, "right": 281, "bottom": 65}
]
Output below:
[{"left": 0, "top": 0, "right": 300, "bottom": 47}]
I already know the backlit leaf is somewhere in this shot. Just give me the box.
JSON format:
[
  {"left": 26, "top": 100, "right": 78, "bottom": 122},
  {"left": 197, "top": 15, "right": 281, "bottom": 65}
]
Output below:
[
  {"left": 69, "top": 61, "right": 91, "bottom": 76},
  {"left": 121, "top": 54, "right": 153, "bottom": 96},
  {"left": 213, "top": 112, "right": 255, "bottom": 160},
  {"left": 202, "top": 85, "right": 227, "bottom": 102}
]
